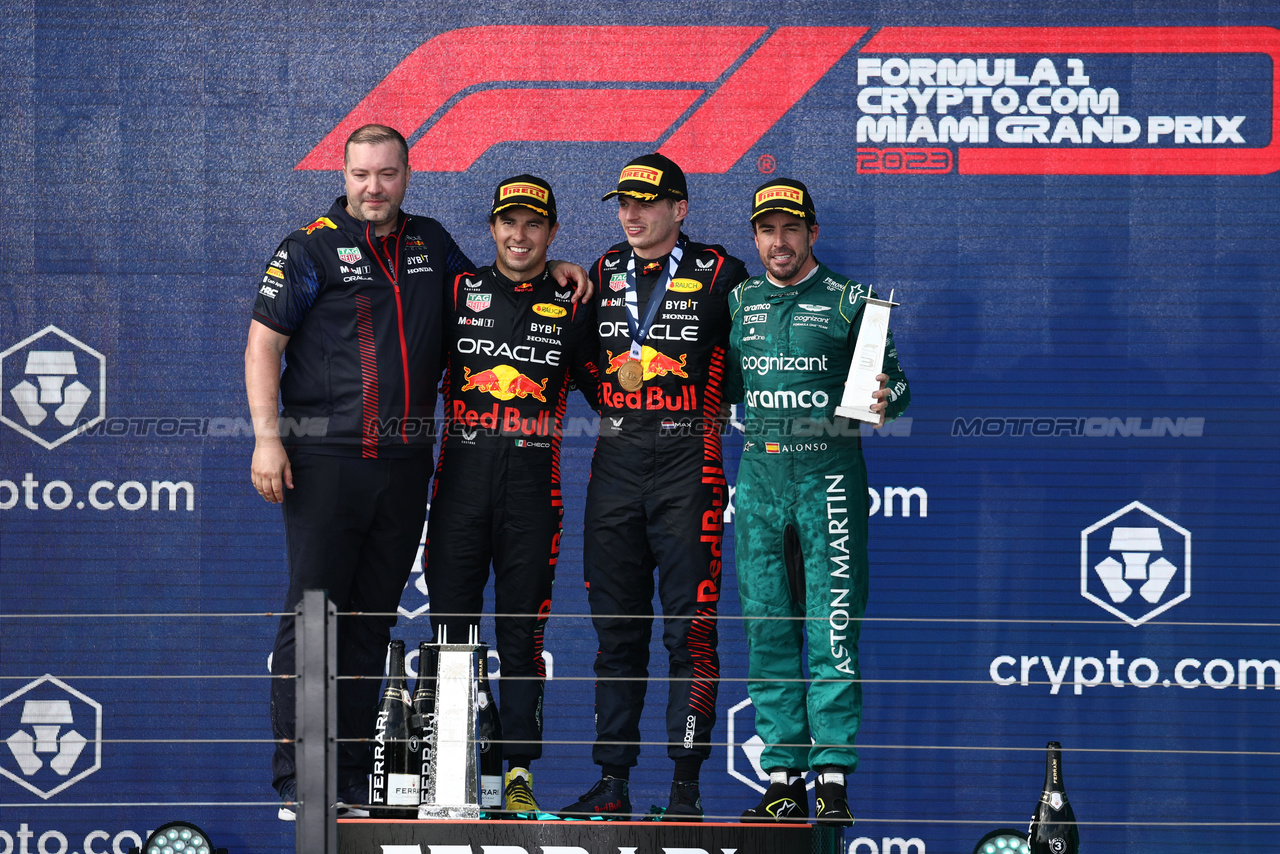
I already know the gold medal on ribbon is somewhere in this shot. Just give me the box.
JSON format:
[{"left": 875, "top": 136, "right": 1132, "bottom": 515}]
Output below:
[{"left": 617, "top": 358, "right": 644, "bottom": 391}]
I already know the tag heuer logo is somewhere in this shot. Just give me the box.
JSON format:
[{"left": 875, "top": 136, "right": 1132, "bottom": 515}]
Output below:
[
  {"left": 466, "top": 294, "right": 492, "bottom": 313},
  {"left": 337, "top": 247, "right": 362, "bottom": 264},
  {"left": 609, "top": 274, "right": 627, "bottom": 292}
]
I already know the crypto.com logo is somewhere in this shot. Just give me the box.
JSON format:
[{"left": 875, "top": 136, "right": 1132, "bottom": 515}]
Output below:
[
  {"left": 1081, "top": 501, "right": 1191, "bottom": 626},
  {"left": 725, "top": 697, "right": 813, "bottom": 794},
  {"left": 0, "top": 675, "right": 103, "bottom": 799},
  {"left": 297, "top": 26, "right": 866, "bottom": 173},
  {"left": 0, "top": 325, "right": 106, "bottom": 449}
]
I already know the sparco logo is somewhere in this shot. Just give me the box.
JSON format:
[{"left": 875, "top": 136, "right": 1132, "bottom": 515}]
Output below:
[
  {"left": 0, "top": 675, "right": 103, "bottom": 798},
  {"left": 1081, "top": 501, "right": 1191, "bottom": 626},
  {"left": 0, "top": 326, "right": 106, "bottom": 449}
]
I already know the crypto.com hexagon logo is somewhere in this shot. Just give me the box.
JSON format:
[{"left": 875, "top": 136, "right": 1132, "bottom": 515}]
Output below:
[
  {"left": 0, "top": 325, "right": 106, "bottom": 449},
  {"left": 1081, "top": 501, "right": 1191, "bottom": 627},
  {"left": 725, "top": 697, "right": 813, "bottom": 793},
  {"left": 0, "top": 675, "right": 103, "bottom": 799}
]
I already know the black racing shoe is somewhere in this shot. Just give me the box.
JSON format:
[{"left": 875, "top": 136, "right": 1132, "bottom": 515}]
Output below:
[
  {"left": 658, "top": 780, "right": 703, "bottom": 822},
  {"left": 742, "top": 779, "right": 808, "bottom": 822},
  {"left": 558, "top": 776, "right": 631, "bottom": 819},
  {"left": 815, "top": 780, "right": 854, "bottom": 827}
]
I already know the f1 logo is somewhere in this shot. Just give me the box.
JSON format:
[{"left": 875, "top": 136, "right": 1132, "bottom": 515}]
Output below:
[{"left": 297, "top": 26, "right": 866, "bottom": 173}]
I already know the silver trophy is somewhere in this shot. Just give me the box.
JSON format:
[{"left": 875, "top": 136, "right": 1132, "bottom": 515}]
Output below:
[
  {"left": 835, "top": 289, "right": 899, "bottom": 424},
  {"left": 417, "top": 627, "right": 482, "bottom": 819}
]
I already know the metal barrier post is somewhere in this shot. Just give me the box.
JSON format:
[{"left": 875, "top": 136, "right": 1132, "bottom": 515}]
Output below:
[{"left": 297, "top": 590, "right": 338, "bottom": 853}]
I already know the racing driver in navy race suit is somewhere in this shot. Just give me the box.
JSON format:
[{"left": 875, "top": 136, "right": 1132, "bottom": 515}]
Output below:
[
  {"left": 426, "top": 175, "right": 599, "bottom": 816},
  {"left": 560, "top": 153, "right": 749, "bottom": 821},
  {"left": 246, "top": 125, "right": 590, "bottom": 819}
]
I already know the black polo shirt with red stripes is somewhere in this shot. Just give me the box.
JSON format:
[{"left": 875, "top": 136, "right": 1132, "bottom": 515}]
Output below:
[{"left": 252, "top": 197, "right": 472, "bottom": 457}]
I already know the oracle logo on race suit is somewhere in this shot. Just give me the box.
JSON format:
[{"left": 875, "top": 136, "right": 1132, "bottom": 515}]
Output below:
[
  {"left": 0, "top": 675, "right": 103, "bottom": 799},
  {"left": 0, "top": 326, "right": 106, "bottom": 450},
  {"left": 297, "top": 25, "right": 1280, "bottom": 177}
]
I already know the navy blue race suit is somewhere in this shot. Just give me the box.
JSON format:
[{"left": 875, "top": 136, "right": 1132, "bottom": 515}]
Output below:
[
  {"left": 583, "top": 235, "right": 748, "bottom": 769},
  {"left": 427, "top": 266, "right": 599, "bottom": 763}
]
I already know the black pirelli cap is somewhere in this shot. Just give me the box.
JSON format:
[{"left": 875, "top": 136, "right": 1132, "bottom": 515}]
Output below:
[
  {"left": 750, "top": 178, "right": 817, "bottom": 224},
  {"left": 601, "top": 153, "right": 688, "bottom": 202},
  {"left": 491, "top": 174, "right": 557, "bottom": 223}
]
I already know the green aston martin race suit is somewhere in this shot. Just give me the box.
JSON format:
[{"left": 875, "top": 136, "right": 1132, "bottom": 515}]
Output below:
[{"left": 726, "top": 262, "right": 909, "bottom": 773}]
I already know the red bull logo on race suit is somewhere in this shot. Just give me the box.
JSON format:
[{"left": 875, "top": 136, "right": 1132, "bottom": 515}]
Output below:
[{"left": 459, "top": 365, "right": 548, "bottom": 403}]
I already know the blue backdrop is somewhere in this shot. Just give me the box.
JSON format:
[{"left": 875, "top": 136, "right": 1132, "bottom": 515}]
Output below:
[{"left": 2, "top": 3, "right": 1277, "bottom": 853}]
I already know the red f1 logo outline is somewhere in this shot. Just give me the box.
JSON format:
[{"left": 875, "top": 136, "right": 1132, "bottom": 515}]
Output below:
[
  {"left": 297, "top": 25, "right": 867, "bottom": 174},
  {"left": 298, "top": 25, "right": 1280, "bottom": 176}
]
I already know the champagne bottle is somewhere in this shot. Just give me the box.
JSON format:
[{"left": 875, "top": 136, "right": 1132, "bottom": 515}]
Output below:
[
  {"left": 1028, "top": 741, "right": 1080, "bottom": 854},
  {"left": 475, "top": 644, "right": 504, "bottom": 815},
  {"left": 371, "top": 640, "right": 418, "bottom": 818},
  {"left": 409, "top": 643, "right": 438, "bottom": 807}
]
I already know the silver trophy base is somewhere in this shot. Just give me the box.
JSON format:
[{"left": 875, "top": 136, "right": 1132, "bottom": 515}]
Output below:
[{"left": 416, "top": 803, "right": 482, "bottom": 820}]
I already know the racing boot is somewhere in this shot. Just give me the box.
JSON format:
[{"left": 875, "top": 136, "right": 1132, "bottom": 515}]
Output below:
[
  {"left": 504, "top": 768, "right": 539, "bottom": 817},
  {"left": 658, "top": 780, "right": 703, "bottom": 821},
  {"left": 815, "top": 774, "right": 854, "bottom": 826},
  {"left": 742, "top": 777, "right": 808, "bottom": 822},
  {"left": 558, "top": 775, "right": 630, "bottom": 819}
]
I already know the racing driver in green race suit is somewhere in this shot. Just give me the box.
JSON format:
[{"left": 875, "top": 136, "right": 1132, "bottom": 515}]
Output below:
[{"left": 726, "top": 178, "right": 910, "bottom": 825}]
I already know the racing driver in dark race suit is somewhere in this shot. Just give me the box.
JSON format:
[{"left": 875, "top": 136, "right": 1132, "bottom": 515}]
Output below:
[
  {"left": 727, "top": 179, "right": 910, "bottom": 825},
  {"left": 560, "top": 153, "right": 748, "bottom": 821},
  {"left": 426, "top": 175, "right": 599, "bottom": 816}
]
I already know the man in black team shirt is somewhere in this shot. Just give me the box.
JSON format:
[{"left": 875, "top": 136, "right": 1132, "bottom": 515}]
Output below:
[
  {"left": 246, "top": 126, "right": 589, "bottom": 820},
  {"left": 426, "top": 175, "right": 598, "bottom": 816},
  {"left": 559, "top": 153, "right": 748, "bottom": 821}
]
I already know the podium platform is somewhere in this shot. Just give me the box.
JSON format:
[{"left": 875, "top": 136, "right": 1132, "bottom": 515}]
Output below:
[{"left": 337, "top": 818, "right": 843, "bottom": 854}]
